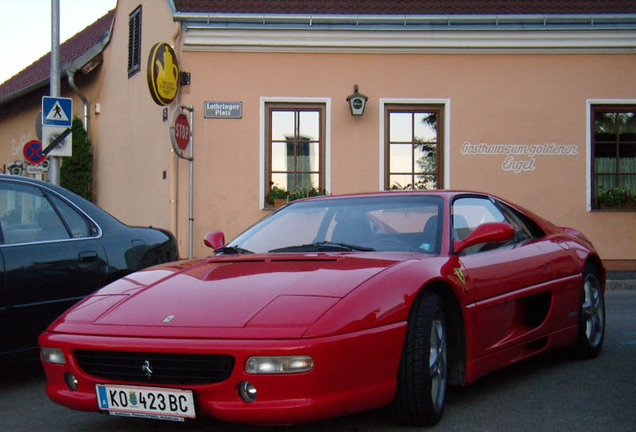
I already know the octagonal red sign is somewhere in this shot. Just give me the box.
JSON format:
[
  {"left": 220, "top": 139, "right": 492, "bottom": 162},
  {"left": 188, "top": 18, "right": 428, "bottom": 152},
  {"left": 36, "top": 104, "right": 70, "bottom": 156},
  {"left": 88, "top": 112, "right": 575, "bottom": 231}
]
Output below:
[{"left": 174, "top": 113, "right": 190, "bottom": 151}]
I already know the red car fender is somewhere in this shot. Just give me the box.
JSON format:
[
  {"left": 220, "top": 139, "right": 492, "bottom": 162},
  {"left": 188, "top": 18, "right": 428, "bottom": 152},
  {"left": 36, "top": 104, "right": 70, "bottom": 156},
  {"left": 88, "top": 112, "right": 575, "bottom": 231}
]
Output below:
[{"left": 303, "top": 256, "right": 456, "bottom": 338}]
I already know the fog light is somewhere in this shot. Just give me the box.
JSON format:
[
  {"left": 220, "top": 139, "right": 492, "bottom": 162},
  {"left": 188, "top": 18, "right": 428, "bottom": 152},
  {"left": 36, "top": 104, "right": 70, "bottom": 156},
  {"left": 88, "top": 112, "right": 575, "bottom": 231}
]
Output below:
[
  {"left": 64, "top": 372, "right": 79, "bottom": 391},
  {"left": 238, "top": 381, "right": 257, "bottom": 403},
  {"left": 40, "top": 347, "right": 66, "bottom": 365},
  {"left": 245, "top": 355, "right": 314, "bottom": 374}
]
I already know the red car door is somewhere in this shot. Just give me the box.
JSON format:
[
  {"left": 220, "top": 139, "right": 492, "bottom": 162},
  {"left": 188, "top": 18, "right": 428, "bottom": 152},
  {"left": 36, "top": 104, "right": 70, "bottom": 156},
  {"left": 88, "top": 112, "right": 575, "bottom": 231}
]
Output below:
[{"left": 451, "top": 196, "right": 572, "bottom": 362}]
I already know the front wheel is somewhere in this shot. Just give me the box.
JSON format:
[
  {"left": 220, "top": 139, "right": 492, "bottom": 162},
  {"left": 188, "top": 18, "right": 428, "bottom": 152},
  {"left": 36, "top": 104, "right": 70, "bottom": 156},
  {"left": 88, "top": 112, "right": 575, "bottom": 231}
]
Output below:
[
  {"left": 390, "top": 291, "right": 447, "bottom": 426},
  {"left": 572, "top": 265, "right": 605, "bottom": 359}
]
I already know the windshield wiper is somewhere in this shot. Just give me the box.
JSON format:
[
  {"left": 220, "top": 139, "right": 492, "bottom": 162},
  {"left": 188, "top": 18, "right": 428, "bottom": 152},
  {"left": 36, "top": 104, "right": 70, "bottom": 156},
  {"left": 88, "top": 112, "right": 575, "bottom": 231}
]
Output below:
[
  {"left": 215, "top": 245, "right": 254, "bottom": 255},
  {"left": 268, "top": 241, "right": 375, "bottom": 253}
]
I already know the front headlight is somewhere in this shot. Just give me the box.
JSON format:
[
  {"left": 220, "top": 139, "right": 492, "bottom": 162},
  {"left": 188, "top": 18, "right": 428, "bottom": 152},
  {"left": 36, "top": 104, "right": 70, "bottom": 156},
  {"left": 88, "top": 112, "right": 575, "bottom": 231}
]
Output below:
[
  {"left": 40, "top": 347, "right": 66, "bottom": 365},
  {"left": 245, "top": 355, "right": 314, "bottom": 374}
]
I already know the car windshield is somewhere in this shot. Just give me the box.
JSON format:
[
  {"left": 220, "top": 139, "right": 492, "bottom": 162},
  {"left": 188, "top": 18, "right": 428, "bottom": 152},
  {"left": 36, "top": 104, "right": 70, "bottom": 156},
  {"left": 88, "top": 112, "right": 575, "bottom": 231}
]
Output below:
[{"left": 229, "top": 195, "right": 443, "bottom": 254}]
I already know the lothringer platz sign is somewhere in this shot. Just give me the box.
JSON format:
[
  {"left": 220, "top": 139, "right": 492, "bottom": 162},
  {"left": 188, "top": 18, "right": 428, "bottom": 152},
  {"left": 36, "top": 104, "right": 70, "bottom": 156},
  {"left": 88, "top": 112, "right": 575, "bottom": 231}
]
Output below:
[{"left": 204, "top": 101, "right": 242, "bottom": 119}]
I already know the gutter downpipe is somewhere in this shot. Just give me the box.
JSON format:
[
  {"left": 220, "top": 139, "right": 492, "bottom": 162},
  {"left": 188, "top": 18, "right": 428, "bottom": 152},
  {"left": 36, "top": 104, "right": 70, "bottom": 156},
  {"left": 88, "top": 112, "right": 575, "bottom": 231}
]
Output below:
[{"left": 67, "top": 69, "right": 88, "bottom": 132}]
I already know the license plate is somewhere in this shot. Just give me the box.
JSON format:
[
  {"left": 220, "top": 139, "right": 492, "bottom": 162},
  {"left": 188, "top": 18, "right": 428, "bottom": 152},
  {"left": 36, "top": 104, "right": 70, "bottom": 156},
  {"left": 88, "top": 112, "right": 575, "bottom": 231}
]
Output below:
[{"left": 96, "top": 384, "right": 195, "bottom": 421}]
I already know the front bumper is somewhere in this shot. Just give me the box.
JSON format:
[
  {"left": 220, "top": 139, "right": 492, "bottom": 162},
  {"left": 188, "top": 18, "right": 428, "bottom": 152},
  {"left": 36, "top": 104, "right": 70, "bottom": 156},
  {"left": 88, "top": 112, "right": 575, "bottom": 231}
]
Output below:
[{"left": 39, "top": 322, "right": 406, "bottom": 424}]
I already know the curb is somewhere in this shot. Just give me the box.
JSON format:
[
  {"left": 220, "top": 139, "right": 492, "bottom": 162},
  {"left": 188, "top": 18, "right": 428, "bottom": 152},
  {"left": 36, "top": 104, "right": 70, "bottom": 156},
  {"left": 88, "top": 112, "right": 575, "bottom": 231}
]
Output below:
[{"left": 606, "top": 279, "right": 636, "bottom": 290}]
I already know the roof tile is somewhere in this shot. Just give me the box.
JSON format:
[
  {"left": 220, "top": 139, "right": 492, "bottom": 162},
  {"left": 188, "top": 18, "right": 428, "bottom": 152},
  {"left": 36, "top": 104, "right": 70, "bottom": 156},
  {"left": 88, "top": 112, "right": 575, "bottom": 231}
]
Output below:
[{"left": 172, "top": 0, "right": 636, "bottom": 15}]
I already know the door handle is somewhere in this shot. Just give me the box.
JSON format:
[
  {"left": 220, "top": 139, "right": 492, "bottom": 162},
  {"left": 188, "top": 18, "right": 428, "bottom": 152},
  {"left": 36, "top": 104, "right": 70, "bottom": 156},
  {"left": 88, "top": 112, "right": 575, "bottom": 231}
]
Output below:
[{"left": 79, "top": 251, "right": 98, "bottom": 262}]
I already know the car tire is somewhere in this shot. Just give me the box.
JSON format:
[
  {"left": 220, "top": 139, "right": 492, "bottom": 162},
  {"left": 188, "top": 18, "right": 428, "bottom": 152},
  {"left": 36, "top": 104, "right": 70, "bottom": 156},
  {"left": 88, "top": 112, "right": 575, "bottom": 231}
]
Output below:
[
  {"left": 572, "top": 264, "right": 605, "bottom": 359},
  {"left": 390, "top": 290, "right": 447, "bottom": 426}
]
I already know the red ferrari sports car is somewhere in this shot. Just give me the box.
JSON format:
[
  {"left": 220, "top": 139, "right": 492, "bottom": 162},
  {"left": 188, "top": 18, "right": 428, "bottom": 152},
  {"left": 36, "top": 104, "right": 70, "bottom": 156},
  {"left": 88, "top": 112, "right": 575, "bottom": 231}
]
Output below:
[{"left": 40, "top": 191, "right": 605, "bottom": 426}]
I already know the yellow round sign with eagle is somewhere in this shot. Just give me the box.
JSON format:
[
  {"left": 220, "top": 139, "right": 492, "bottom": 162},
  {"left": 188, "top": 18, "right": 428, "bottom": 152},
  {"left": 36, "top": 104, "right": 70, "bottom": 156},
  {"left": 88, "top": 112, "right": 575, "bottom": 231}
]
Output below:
[{"left": 147, "top": 42, "right": 180, "bottom": 106}]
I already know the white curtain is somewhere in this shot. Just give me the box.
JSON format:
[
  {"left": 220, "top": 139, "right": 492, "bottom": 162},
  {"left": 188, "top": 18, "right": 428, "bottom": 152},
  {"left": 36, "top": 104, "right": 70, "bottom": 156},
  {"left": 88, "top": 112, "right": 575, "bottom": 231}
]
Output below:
[{"left": 595, "top": 157, "right": 636, "bottom": 194}]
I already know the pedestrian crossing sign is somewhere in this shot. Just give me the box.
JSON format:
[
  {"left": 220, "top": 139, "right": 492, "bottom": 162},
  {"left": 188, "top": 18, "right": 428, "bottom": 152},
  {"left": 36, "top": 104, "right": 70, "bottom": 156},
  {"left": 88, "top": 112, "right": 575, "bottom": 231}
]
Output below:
[{"left": 42, "top": 96, "right": 72, "bottom": 127}]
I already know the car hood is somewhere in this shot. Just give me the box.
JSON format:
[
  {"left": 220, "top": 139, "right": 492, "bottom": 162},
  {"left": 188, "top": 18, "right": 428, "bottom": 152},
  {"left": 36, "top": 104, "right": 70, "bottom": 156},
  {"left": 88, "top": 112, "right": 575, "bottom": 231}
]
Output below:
[{"left": 51, "top": 253, "right": 411, "bottom": 339}]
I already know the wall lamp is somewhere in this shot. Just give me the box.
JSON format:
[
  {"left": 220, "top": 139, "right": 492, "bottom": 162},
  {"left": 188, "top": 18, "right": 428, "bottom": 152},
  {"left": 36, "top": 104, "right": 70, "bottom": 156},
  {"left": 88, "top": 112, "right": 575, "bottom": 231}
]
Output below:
[{"left": 346, "top": 84, "right": 368, "bottom": 116}]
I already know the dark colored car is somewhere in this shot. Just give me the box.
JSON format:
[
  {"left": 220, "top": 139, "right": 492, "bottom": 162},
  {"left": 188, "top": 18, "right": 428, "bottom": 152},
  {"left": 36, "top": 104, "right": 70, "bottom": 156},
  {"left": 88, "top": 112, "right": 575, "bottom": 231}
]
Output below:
[{"left": 0, "top": 174, "right": 178, "bottom": 359}]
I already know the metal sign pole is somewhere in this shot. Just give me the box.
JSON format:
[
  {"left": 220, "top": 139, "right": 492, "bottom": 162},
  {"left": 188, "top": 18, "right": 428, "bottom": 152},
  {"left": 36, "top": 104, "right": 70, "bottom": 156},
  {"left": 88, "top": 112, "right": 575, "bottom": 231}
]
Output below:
[
  {"left": 188, "top": 108, "right": 194, "bottom": 260},
  {"left": 49, "top": 0, "right": 61, "bottom": 185},
  {"left": 170, "top": 105, "right": 194, "bottom": 259}
]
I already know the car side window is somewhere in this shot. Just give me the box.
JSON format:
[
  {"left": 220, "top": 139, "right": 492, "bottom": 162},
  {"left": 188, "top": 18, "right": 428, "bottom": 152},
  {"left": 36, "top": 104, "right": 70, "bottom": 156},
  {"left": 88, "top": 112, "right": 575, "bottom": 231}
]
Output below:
[
  {"left": 48, "top": 194, "right": 93, "bottom": 238},
  {"left": 452, "top": 197, "right": 510, "bottom": 254},
  {"left": 453, "top": 197, "right": 505, "bottom": 236},
  {"left": 496, "top": 202, "right": 545, "bottom": 240},
  {"left": 0, "top": 183, "right": 70, "bottom": 244}
]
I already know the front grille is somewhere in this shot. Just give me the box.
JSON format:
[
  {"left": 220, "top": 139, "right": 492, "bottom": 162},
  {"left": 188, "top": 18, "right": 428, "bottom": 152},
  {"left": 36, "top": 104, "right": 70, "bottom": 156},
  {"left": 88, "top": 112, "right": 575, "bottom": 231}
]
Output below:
[{"left": 74, "top": 350, "right": 235, "bottom": 385}]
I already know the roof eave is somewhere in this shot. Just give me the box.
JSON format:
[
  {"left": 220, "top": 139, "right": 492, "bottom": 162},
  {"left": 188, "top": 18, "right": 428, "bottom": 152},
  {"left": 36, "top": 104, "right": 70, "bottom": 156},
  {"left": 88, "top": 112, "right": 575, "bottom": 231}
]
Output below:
[
  {"left": 0, "top": 49, "right": 104, "bottom": 107},
  {"left": 0, "top": 16, "right": 112, "bottom": 108},
  {"left": 171, "top": 11, "right": 636, "bottom": 31}
]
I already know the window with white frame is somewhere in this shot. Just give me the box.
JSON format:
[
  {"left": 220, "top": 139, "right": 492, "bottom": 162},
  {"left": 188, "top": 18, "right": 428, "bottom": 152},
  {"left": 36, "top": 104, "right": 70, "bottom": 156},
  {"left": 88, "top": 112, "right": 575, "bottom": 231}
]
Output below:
[
  {"left": 591, "top": 105, "right": 636, "bottom": 209},
  {"left": 264, "top": 102, "right": 326, "bottom": 207}
]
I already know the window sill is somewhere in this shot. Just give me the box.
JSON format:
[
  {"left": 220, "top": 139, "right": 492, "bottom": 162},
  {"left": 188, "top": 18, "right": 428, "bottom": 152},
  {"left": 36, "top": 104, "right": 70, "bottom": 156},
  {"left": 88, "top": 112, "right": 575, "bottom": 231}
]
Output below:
[{"left": 591, "top": 204, "right": 636, "bottom": 212}]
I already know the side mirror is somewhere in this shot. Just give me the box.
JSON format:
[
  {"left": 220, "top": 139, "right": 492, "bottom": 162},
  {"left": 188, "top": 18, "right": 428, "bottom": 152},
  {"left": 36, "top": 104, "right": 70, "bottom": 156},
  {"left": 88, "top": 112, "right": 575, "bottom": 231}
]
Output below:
[
  {"left": 453, "top": 222, "right": 515, "bottom": 254},
  {"left": 204, "top": 230, "right": 225, "bottom": 250}
]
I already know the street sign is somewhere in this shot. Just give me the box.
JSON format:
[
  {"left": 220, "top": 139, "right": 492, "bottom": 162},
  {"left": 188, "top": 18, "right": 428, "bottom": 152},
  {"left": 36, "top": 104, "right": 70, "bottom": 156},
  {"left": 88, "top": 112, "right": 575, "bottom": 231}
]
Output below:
[
  {"left": 42, "top": 96, "right": 72, "bottom": 127},
  {"left": 204, "top": 101, "right": 242, "bottom": 119},
  {"left": 23, "top": 140, "right": 46, "bottom": 164},
  {"left": 42, "top": 126, "right": 72, "bottom": 157},
  {"left": 8, "top": 162, "right": 24, "bottom": 176},
  {"left": 174, "top": 113, "right": 190, "bottom": 151},
  {"left": 26, "top": 160, "right": 50, "bottom": 174}
]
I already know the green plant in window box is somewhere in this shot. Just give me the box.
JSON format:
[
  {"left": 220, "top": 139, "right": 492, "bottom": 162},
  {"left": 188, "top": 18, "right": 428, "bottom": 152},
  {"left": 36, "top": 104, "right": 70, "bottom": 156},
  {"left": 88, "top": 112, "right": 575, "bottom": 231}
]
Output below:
[
  {"left": 288, "top": 185, "right": 326, "bottom": 201},
  {"left": 596, "top": 186, "right": 636, "bottom": 209},
  {"left": 266, "top": 184, "right": 289, "bottom": 206},
  {"left": 266, "top": 183, "right": 326, "bottom": 207},
  {"left": 389, "top": 180, "right": 435, "bottom": 191}
]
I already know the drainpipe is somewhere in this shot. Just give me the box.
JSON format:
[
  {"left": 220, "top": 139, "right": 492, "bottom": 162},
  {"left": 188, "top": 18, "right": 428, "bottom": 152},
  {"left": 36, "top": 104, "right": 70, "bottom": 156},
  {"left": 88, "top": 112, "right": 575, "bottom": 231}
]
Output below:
[{"left": 67, "top": 69, "right": 89, "bottom": 132}]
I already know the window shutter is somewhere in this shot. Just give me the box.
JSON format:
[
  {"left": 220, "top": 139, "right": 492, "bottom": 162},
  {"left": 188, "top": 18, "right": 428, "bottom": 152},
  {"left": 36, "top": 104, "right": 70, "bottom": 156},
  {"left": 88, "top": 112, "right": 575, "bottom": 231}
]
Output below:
[{"left": 128, "top": 6, "right": 142, "bottom": 76}]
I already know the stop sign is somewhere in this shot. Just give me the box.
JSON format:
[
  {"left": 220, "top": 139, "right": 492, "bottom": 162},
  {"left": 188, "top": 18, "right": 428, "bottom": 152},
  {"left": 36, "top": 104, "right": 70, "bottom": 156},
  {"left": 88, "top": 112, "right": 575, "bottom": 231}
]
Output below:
[{"left": 174, "top": 113, "right": 190, "bottom": 151}]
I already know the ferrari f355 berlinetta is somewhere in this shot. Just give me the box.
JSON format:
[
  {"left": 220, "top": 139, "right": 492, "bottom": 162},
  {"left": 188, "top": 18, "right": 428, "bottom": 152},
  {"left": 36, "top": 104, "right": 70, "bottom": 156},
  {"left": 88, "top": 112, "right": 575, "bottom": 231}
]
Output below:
[{"left": 40, "top": 191, "right": 605, "bottom": 426}]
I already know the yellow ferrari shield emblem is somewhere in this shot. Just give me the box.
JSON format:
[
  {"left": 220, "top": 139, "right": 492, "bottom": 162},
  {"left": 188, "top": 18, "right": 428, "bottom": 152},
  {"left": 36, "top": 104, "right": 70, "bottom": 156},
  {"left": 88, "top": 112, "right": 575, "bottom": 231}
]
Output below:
[{"left": 454, "top": 268, "right": 466, "bottom": 285}]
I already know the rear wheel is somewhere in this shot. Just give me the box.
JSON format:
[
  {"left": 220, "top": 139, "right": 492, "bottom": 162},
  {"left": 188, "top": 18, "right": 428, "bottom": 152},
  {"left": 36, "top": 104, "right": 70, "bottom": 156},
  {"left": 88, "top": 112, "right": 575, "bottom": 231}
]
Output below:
[
  {"left": 390, "top": 291, "right": 447, "bottom": 426},
  {"left": 572, "top": 265, "right": 605, "bottom": 358}
]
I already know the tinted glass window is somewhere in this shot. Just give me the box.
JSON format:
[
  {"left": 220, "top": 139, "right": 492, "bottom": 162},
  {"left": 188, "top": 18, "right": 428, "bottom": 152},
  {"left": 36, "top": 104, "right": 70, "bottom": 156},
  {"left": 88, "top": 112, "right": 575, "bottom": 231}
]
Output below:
[
  {"left": 453, "top": 197, "right": 513, "bottom": 255},
  {"left": 0, "top": 183, "right": 69, "bottom": 244},
  {"left": 49, "top": 194, "right": 93, "bottom": 238},
  {"left": 452, "top": 197, "right": 505, "bottom": 240},
  {"left": 496, "top": 201, "right": 544, "bottom": 240},
  {"left": 453, "top": 196, "right": 540, "bottom": 254}
]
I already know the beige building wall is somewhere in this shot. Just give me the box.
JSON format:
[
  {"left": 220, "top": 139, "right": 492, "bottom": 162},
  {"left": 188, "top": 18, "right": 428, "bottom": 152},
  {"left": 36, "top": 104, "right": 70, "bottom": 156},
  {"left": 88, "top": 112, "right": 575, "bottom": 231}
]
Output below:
[
  {"left": 93, "top": 0, "right": 177, "bottom": 235},
  {"left": 169, "top": 49, "right": 635, "bottom": 265}
]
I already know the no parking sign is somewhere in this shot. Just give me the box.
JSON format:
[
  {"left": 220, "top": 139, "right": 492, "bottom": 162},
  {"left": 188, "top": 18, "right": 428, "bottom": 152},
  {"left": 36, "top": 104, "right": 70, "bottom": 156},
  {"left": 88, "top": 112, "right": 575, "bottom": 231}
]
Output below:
[{"left": 23, "top": 140, "right": 46, "bottom": 164}]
